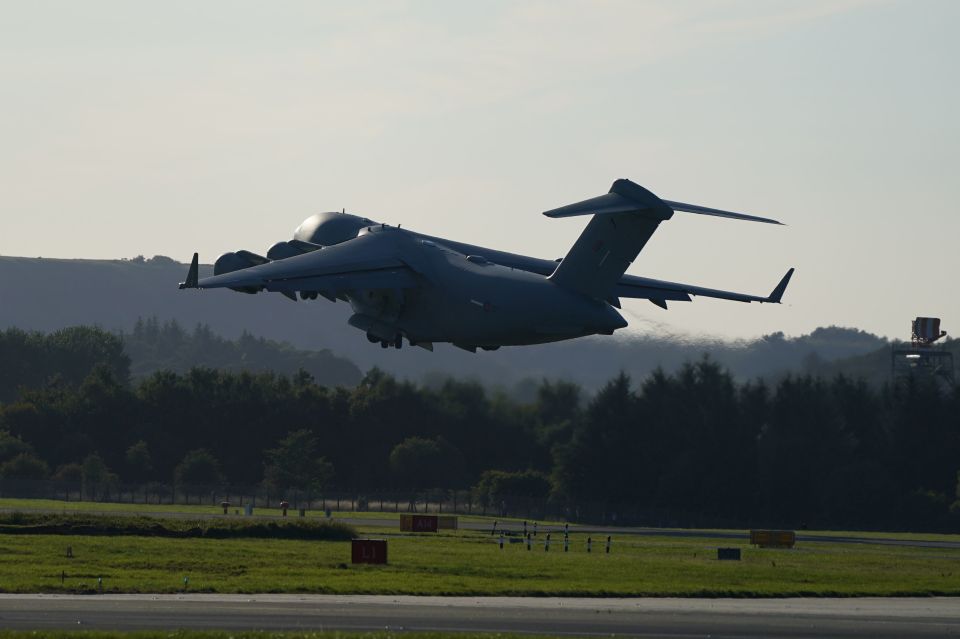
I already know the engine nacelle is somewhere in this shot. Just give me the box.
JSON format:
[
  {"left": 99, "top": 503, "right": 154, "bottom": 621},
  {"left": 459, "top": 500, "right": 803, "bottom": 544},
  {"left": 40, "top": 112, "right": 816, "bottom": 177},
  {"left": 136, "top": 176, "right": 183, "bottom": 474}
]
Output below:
[
  {"left": 266, "top": 239, "right": 321, "bottom": 261},
  {"left": 266, "top": 241, "right": 303, "bottom": 261},
  {"left": 294, "top": 212, "right": 376, "bottom": 247},
  {"left": 213, "top": 250, "right": 268, "bottom": 294}
]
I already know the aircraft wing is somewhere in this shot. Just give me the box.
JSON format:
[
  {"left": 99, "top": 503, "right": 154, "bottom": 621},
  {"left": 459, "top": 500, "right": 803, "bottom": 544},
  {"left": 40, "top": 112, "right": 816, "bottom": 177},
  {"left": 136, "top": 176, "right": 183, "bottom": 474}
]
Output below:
[
  {"left": 179, "top": 234, "right": 420, "bottom": 295},
  {"left": 615, "top": 268, "right": 794, "bottom": 308}
]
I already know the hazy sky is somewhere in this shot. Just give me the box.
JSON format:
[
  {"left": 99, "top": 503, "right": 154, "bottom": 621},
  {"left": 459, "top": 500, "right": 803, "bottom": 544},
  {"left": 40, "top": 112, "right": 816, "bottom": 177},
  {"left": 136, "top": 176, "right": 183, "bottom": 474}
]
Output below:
[{"left": 2, "top": 1, "right": 958, "bottom": 341}]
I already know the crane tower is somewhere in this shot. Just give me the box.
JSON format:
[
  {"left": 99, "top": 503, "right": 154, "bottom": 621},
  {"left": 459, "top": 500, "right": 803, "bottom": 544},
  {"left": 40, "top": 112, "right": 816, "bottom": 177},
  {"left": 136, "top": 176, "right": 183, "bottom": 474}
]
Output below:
[{"left": 891, "top": 317, "right": 954, "bottom": 385}]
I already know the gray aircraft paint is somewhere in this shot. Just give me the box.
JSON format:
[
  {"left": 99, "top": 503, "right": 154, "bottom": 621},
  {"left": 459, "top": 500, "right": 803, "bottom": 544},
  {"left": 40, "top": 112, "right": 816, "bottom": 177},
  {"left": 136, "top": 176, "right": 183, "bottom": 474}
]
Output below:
[{"left": 179, "top": 180, "right": 793, "bottom": 351}]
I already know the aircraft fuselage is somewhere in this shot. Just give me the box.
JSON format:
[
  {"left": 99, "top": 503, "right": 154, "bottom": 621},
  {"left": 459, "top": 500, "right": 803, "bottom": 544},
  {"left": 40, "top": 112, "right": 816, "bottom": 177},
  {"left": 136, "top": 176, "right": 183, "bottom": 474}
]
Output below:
[{"left": 343, "top": 227, "right": 626, "bottom": 349}]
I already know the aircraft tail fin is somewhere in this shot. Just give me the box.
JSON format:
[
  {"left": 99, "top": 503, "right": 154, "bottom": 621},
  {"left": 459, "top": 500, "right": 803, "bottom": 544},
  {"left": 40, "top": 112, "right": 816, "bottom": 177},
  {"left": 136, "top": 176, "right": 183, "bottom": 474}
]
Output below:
[
  {"left": 545, "top": 180, "right": 673, "bottom": 299},
  {"left": 545, "top": 179, "right": 782, "bottom": 299}
]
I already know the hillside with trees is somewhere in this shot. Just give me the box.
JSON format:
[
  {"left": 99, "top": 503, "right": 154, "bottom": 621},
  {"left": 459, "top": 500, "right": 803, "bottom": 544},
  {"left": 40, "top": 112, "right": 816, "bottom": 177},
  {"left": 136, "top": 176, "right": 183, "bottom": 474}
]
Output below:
[
  {"left": 0, "top": 323, "right": 360, "bottom": 403},
  {"left": 1, "top": 336, "right": 957, "bottom": 532},
  {"left": 0, "top": 255, "right": 887, "bottom": 389}
]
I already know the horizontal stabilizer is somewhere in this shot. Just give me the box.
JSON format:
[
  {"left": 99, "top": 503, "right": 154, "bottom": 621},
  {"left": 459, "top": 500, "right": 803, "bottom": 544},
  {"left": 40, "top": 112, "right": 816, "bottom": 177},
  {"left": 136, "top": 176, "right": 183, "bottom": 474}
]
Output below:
[
  {"left": 543, "top": 179, "right": 782, "bottom": 225},
  {"left": 544, "top": 179, "right": 673, "bottom": 220},
  {"left": 662, "top": 200, "right": 782, "bottom": 225}
]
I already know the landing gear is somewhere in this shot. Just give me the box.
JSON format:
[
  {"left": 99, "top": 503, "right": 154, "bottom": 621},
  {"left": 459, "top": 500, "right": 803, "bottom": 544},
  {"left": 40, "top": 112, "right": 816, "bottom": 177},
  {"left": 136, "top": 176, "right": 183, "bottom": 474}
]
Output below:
[{"left": 368, "top": 332, "right": 403, "bottom": 349}]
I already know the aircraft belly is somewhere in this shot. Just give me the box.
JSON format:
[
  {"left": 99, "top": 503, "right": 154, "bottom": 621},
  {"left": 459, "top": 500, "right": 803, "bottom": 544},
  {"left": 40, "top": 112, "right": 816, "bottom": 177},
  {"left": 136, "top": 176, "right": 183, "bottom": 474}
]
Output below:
[
  {"left": 337, "top": 246, "right": 626, "bottom": 347},
  {"left": 396, "top": 260, "right": 624, "bottom": 346}
]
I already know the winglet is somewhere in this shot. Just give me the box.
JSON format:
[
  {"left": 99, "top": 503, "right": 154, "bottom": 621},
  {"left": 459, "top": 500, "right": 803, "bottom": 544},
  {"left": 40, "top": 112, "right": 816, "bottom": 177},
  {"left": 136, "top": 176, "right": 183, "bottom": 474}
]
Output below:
[
  {"left": 178, "top": 253, "right": 199, "bottom": 290},
  {"left": 766, "top": 267, "right": 794, "bottom": 303}
]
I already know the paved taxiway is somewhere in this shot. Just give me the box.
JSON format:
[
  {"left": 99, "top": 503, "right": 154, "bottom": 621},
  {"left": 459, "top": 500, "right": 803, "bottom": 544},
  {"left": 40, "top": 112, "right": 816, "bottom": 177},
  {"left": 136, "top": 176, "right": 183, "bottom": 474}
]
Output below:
[{"left": 1, "top": 594, "right": 958, "bottom": 637}]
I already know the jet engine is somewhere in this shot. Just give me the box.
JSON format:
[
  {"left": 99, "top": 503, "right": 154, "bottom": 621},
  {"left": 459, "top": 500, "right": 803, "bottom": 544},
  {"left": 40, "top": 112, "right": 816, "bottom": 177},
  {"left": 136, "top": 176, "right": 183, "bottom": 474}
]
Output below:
[{"left": 213, "top": 250, "right": 269, "bottom": 294}]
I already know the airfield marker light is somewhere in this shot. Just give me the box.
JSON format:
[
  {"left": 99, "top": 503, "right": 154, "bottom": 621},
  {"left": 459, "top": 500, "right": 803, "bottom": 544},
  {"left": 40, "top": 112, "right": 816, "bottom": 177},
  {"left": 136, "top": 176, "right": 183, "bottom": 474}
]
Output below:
[
  {"left": 61, "top": 570, "right": 65, "bottom": 585},
  {"left": 499, "top": 533, "right": 504, "bottom": 549},
  {"left": 97, "top": 576, "right": 102, "bottom": 593},
  {"left": 220, "top": 501, "right": 230, "bottom": 515},
  {"left": 587, "top": 537, "right": 592, "bottom": 553},
  {"left": 183, "top": 576, "right": 189, "bottom": 590},
  {"left": 280, "top": 500, "right": 290, "bottom": 517},
  {"left": 606, "top": 536, "right": 612, "bottom": 554},
  {"left": 564, "top": 536, "right": 569, "bottom": 553},
  {"left": 564, "top": 523, "right": 569, "bottom": 535},
  {"left": 491, "top": 520, "right": 498, "bottom": 536},
  {"left": 545, "top": 533, "right": 551, "bottom": 552},
  {"left": 66, "top": 546, "right": 73, "bottom": 558},
  {"left": 526, "top": 534, "right": 532, "bottom": 551},
  {"left": 523, "top": 521, "right": 527, "bottom": 535},
  {"left": 533, "top": 522, "right": 538, "bottom": 537}
]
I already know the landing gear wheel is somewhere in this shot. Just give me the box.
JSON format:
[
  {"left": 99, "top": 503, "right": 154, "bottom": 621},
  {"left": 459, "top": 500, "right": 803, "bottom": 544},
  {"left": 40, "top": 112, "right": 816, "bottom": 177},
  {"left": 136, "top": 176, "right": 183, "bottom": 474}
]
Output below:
[
  {"left": 380, "top": 341, "right": 389, "bottom": 349},
  {"left": 394, "top": 335, "right": 403, "bottom": 349},
  {"left": 367, "top": 333, "right": 378, "bottom": 343}
]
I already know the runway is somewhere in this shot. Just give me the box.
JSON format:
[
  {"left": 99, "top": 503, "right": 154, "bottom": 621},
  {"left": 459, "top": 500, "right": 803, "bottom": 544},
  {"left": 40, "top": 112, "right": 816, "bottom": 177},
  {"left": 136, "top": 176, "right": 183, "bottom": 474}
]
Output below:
[{"left": 1, "top": 594, "right": 958, "bottom": 637}]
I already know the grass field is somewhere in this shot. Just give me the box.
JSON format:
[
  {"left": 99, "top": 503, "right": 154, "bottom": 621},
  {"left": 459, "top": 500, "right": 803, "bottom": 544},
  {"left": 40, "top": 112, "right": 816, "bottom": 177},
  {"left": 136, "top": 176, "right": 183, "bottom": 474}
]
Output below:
[
  {"left": 0, "top": 632, "right": 514, "bottom": 639},
  {"left": 0, "top": 522, "right": 958, "bottom": 597},
  {"left": 5, "top": 498, "right": 960, "bottom": 543},
  {"left": 0, "top": 512, "right": 355, "bottom": 540},
  {"left": 0, "top": 498, "right": 573, "bottom": 533},
  {"left": 0, "top": 498, "right": 498, "bottom": 523},
  {"left": 1, "top": 499, "right": 959, "bottom": 598}
]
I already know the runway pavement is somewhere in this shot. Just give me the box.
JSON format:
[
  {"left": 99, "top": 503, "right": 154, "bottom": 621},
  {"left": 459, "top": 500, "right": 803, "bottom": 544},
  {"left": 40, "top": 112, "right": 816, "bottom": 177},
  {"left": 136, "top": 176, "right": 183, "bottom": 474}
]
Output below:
[{"left": 1, "top": 594, "right": 958, "bottom": 637}]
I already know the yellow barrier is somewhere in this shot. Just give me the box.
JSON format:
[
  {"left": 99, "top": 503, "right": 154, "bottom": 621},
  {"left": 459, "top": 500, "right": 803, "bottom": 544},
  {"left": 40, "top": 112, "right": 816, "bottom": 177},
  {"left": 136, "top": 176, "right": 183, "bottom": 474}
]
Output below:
[
  {"left": 400, "top": 514, "right": 457, "bottom": 531},
  {"left": 750, "top": 529, "right": 796, "bottom": 548}
]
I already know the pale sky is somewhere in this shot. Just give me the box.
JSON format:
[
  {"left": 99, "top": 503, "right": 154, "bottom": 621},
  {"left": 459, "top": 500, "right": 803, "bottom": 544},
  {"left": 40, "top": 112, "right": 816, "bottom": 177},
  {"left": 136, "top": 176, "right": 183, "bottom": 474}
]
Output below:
[{"left": 2, "top": 0, "right": 958, "bottom": 341}]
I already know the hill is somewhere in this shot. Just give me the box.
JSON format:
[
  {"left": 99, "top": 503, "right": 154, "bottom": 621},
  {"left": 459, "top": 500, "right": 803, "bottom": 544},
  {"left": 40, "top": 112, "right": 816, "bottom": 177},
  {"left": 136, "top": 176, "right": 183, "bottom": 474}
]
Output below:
[
  {"left": 124, "top": 317, "right": 362, "bottom": 385},
  {"left": 0, "top": 254, "right": 888, "bottom": 389},
  {"left": 812, "top": 337, "right": 959, "bottom": 386}
]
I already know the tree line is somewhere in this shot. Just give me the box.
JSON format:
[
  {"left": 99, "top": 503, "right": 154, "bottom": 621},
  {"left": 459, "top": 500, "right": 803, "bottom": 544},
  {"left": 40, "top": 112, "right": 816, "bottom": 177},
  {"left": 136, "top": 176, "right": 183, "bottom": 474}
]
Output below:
[{"left": 0, "top": 325, "right": 958, "bottom": 531}]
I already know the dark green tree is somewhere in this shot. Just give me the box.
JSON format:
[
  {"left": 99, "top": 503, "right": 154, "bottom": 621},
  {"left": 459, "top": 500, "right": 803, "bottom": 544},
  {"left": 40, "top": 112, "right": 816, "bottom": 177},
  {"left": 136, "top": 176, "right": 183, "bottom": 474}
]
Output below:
[
  {"left": 0, "top": 452, "right": 49, "bottom": 479},
  {"left": 473, "top": 469, "right": 551, "bottom": 506},
  {"left": 81, "top": 453, "right": 118, "bottom": 499},
  {"left": 389, "top": 436, "right": 464, "bottom": 490},
  {"left": 174, "top": 449, "right": 224, "bottom": 486},
  {"left": 124, "top": 440, "right": 154, "bottom": 483},
  {"left": 262, "top": 429, "right": 335, "bottom": 494}
]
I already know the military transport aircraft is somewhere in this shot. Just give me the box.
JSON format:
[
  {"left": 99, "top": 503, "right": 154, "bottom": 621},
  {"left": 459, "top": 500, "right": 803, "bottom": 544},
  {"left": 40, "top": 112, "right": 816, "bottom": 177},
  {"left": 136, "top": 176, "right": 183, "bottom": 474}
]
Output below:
[{"left": 179, "top": 179, "right": 793, "bottom": 352}]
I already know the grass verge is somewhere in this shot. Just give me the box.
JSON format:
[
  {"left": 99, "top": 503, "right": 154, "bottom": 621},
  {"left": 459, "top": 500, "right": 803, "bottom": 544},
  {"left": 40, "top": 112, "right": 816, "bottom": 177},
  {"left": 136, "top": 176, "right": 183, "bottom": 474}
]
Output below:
[
  {"left": 0, "top": 526, "right": 958, "bottom": 596},
  {"left": 0, "top": 512, "right": 355, "bottom": 540},
  {"left": 0, "top": 632, "right": 539, "bottom": 639}
]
